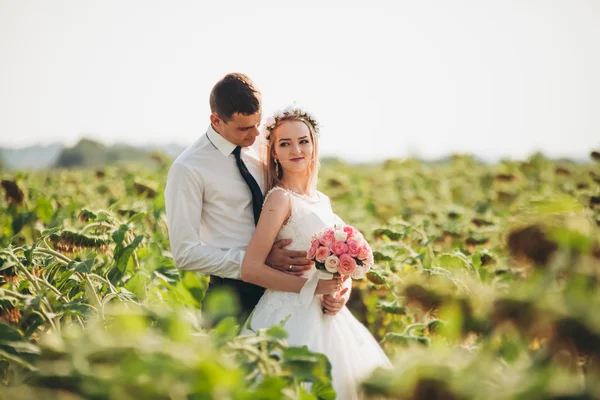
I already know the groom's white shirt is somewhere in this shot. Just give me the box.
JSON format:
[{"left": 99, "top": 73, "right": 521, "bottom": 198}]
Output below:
[{"left": 164, "top": 125, "right": 264, "bottom": 279}]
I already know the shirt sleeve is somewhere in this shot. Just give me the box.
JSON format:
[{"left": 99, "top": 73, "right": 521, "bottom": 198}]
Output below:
[{"left": 164, "top": 162, "right": 244, "bottom": 279}]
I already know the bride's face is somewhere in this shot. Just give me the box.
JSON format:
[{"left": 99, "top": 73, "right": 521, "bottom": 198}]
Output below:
[{"left": 272, "top": 120, "right": 314, "bottom": 175}]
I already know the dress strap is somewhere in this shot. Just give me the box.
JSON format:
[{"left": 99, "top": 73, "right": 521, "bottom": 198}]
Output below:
[
  {"left": 262, "top": 186, "right": 296, "bottom": 227},
  {"left": 262, "top": 186, "right": 290, "bottom": 207}
]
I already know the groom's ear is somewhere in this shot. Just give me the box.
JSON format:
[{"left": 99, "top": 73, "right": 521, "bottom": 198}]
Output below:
[{"left": 210, "top": 113, "right": 224, "bottom": 129}]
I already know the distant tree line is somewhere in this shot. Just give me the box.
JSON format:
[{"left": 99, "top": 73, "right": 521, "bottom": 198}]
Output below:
[{"left": 54, "top": 139, "right": 162, "bottom": 168}]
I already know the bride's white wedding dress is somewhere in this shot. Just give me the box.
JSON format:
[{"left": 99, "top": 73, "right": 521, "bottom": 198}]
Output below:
[{"left": 241, "top": 187, "right": 391, "bottom": 399}]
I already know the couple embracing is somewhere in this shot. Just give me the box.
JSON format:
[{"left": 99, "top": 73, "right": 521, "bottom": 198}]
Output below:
[{"left": 165, "top": 73, "right": 390, "bottom": 399}]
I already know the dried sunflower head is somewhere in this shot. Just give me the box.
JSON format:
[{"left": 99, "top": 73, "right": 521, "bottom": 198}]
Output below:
[
  {"left": 0, "top": 258, "right": 18, "bottom": 284},
  {"left": 49, "top": 231, "right": 108, "bottom": 254},
  {"left": 1, "top": 180, "right": 24, "bottom": 205}
]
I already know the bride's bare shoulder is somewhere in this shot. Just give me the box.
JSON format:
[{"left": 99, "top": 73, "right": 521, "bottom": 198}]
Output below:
[{"left": 263, "top": 187, "right": 292, "bottom": 209}]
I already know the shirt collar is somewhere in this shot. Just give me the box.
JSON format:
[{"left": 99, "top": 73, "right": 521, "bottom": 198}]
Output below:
[{"left": 207, "top": 124, "right": 237, "bottom": 156}]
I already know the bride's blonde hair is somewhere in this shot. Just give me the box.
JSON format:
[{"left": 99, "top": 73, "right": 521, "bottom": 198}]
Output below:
[{"left": 263, "top": 115, "right": 320, "bottom": 195}]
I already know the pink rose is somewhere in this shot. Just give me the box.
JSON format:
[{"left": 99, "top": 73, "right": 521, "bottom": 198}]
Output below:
[
  {"left": 357, "top": 245, "right": 370, "bottom": 261},
  {"left": 319, "top": 230, "right": 335, "bottom": 247},
  {"left": 343, "top": 225, "right": 358, "bottom": 239},
  {"left": 365, "top": 251, "right": 374, "bottom": 266},
  {"left": 330, "top": 241, "right": 348, "bottom": 256},
  {"left": 346, "top": 238, "right": 361, "bottom": 257},
  {"left": 315, "top": 246, "right": 331, "bottom": 263},
  {"left": 307, "top": 240, "right": 319, "bottom": 259},
  {"left": 337, "top": 254, "right": 357, "bottom": 275},
  {"left": 324, "top": 255, "right": 340, "bottom": 273}
]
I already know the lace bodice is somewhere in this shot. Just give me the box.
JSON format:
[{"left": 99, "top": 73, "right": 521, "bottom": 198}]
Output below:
[
  {"left": 264, "top": 186, "right": 339, "bottom": 262},
  {"left": 247, "top": 187, "right": 341, "bottom": 324}
]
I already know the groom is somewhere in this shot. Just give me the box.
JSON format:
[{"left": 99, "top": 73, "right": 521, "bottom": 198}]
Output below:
[{"left": 164, "top": 73, "right": 348, "bottom": 319}]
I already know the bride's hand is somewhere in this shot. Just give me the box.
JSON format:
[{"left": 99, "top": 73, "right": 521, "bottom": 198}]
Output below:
[{"left": 315, "top": 277, "right": 342, "bottom": 295}]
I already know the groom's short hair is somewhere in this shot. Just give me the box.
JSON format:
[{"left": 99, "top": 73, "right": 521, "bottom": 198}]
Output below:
[{"left": 210, "top": 73, "right": 261, "bottom": 122}]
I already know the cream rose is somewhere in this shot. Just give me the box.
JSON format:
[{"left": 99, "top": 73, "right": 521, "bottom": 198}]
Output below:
[
  {"left": 324, "top": 255, "right": 340, "bottom": 273},
  {"left": 334, "top": 229, "right": 348, "bottom": 242},
  {"left": 351, "top": 266, "right": 366, "bottom": 279}
]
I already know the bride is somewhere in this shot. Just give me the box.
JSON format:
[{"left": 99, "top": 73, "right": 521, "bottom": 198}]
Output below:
[{"left": 240, "top": 107, "right": 391, "bottom": 399}]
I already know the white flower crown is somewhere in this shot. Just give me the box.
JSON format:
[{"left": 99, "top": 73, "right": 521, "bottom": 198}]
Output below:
[{"left": 262, "top": 105, "right": 320, "bottom": 138}]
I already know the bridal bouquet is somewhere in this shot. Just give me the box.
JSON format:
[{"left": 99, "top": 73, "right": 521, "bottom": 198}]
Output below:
[{"left": 307, "top": 225, "right": 374, "bottom": 280}]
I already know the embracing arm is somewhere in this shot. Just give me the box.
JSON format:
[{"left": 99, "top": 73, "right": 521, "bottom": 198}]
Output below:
[
  {"left": 165, "top": 162, "right": 245, "bottom": 279},
  {"left": 242, "top": 190, "right": 337, "bottom": 294}
]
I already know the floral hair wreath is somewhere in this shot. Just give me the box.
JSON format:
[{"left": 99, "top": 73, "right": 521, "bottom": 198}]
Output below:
[{"left": 261, "top": 105, "right": 320, "bottom": 139}]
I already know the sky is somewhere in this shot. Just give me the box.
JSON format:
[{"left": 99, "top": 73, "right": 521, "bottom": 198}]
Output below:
[{"left": 1, "top": 0, "right": 599, "bottom": 161}]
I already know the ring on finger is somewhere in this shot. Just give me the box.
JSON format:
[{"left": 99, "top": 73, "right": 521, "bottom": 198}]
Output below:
[{"left": 289, "top": 264, "right": 293, "bottom": 270}]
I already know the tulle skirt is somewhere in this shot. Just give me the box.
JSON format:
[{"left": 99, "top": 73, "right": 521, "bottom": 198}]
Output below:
[{"left": 242, "top": 290, "right": 392, "bottom": 399}]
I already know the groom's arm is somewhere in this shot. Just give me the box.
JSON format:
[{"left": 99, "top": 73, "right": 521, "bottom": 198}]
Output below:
[{"left": 165, "top": 162, "right": 244, "bottom": 279}]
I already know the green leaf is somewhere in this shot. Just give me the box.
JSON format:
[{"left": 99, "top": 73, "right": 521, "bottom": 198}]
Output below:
[
  {"left": 527, "top": 195, "right": 584, "bottom": 214},
  {"left": 299, "top": 388, "right": 318, "bottom": 400},
  {"left": 111, "top": 224, "right": 128, "bottom": 246},
  {"left": 109, "top": 235, "right": 143, "bottom": 284},
  {"left": 11, "top": 211, "right": 35, "bottom": 235},
  {"left": 180, "top": 270, "right": 208, "bottom": 305},
  {"left": 212, "top": 316, "right": 239, "bottom": 347},
  {"left": 203, "top": 288, "right": 240, "bottom": 323},
  {"left": 373, "top": 228, "right": 403, "bottom": 241},
  {"left": 437, "top": 254, "right": 467, "bottom": 270},
  {"left": 282, "top": 346, "right": 332, "bottom": 384},
  {"left": 311, "top": 381, "right": 336, "bottom": 400},
  {"left": 252, "top": 376, "right": 289, "bottom": 400},
  {"left": 550, "top": 227, "right": 592, "bottom": 253},
  {"left": 24, "top": 246, "right": 34, "bottom": 264},
  {"left": 0, "top": 324, "right": 23, "bottom": 342},
  {"left": 40, "top": 227, "right": 61, "bottom": 238},
  {"left": 377, "top": 301, "right": 406, "bottom": 315},
  {"left": 380, "top": 332, "right": 430, "bottom": 347},
  {"left": 265, "top": 325, "right": 288, "bottom": 340},
  {"left": 73, "top": 259, "right": 95, "bottom": 273},
  {"left": 124, "top": 272, "right": 149, "bottom": 299},
  {"left": 373, "top": 251, "right": 392, "bottom": 262},
  {"left": 35, "top": 197, "right": 54, "bottom": 224},
  {"left": 55, "top": 300, "right": 93, "bottom": 317}
]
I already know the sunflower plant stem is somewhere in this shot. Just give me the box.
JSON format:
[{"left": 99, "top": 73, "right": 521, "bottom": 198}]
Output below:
[
  {"left": 80, "top": 222, "right": 113, "bottom": 233},
  {"left": 77, "top": 272, "right": 103, "bottom": 318},
  {"left": 36, "top": 245, "right": 72, "bottom": 264},
  {"left": 88, "top": 273, "right": 119, "bottom": 294}
]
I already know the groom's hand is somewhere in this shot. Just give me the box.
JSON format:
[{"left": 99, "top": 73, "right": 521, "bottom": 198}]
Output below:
[{"left": 266, "top": 238, "right": 313, "bottom": 276}]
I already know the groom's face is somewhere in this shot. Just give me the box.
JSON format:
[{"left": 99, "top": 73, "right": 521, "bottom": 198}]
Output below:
[{"left": 212, "top": 112, "right": 262, "bottom": 147}]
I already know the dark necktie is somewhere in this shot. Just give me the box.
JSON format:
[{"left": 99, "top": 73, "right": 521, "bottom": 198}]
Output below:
[{"left": 232, "top": 146, "right": 263, "bottom": 225}]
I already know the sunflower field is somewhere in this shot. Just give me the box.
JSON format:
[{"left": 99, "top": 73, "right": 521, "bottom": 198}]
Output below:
[{"left": 1, "top": 151, "right": 600, "bottom": 399}]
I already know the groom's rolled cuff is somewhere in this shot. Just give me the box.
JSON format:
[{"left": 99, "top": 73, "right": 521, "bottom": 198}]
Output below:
[{"left": 171, "top": 244, "right": 245, "bottom": 280}]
